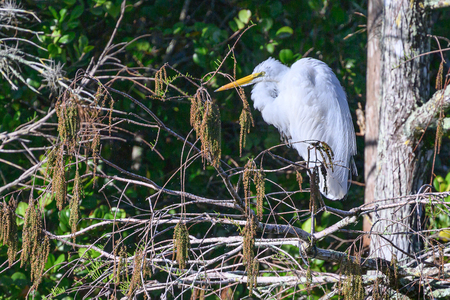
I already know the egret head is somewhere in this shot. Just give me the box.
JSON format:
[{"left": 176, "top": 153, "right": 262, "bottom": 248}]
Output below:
[{"left": 215, "top": 58, "right": 286, "bottom": 92}]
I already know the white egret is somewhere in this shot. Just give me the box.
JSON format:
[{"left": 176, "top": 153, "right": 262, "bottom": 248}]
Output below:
[{"left": 215, "top": 57, "right": 357, "bottom": 200}]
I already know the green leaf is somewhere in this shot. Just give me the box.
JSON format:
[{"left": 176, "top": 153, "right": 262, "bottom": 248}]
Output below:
[
  {"left": 445, "top": 171, "right": 450, "bottom": 184},
  {"left": 16, "top": 201, "right": 28, "bottom": 217},
  {"left": 49, "top": 6, "right": 58, "bottom": 20},
  {"left": 13, "top": 110, "right": 20, "bottom": 121},
  {"left": 228, "top": 20, "right": 238, "bottom": 32},
  {"left": 78, "top": 248, "right": 101, "bottom": 259},
  {"left": 105, "top": 1, "right": 120, "bottom": 18},
  {"left": 49, "top": 254, "right": 66, "bottom": 272},
  {"left": 66, "top": 20, "right": 80, "bottom": 30},
  {"left": 434, "top": 176, "right": 446, "bottom": 192},
  {"left": 439, "top": 230, "right": 450, "bottom": 242},
  {"left": 192, "top": 53, "right": 205, "bottom": 67},
  {"left": 195, "top": 47, "right": 208, "bottom": 55},
  {"left": 234, "top": 17, "right": 245, "bottom": 30},
  {"left": 38, "top": 193, "right": 53, "bottom": 208},
  {"left": 11, "top": 272, "right": 28, "bottom": 288},
  {"left": 301, "top": 217, "right": 316, "bottom": 233},
  {"left": 320, "top": 211, "right": 331, "bottom": 228},
  {"left": 91, "top": 204, "right": 109, "bottom": 219},
  {"left": 59, "top": 208, "right": 71, "bottom": 232},
  {"left": 266, "top": 42, "right": 278, "bottom": 54},
  {"left": 51, "top": 29, "right": 62, "bottom": 42},
  {"left": 104, "top": 212, "right": 114, "bottom": 220},
  {"left": 279, "top": 49, "right": 294, "bottom": 63},
  {"left": 276, "top": 26, "right": 294, "bottom": 39},
  {"left": 83, "top": 45, "right": 94, "bottom": 53},
  {"left": 78, "top": 248, "right": 88, "bottom": 258},
  {"left": 70, "top": 5, "right": 84, "bottom": 20},
  {"left": 135, "top": 41, "right": 151, "bottom": 51},
  {"left": 45, "top": 253, "right": 56, "bottom": 271},
  {"left": 55, "top": 254, "right": 66, "bottom": 265},
  {"left": 59, "top": 32, "right": 76, "bottom": 44},
  {"left": 27, "top": 79, "right": 40, "bottom": 88},
  {"left": 111, "top": 207, "right": 126, "bottom": 218},
  {"left": 311, "top": 258, "right": 325, "bottom": 268},
  {"left": 293, "top": 53, "right": 303, "bottom": 62},
  {"left": 173, "top": 22, "right": 184, "bottom": 34},
  {"left": 11, "top": 272, "right": 27, "bottom": 281},
  {"left": 260, "top": 18, "right": 273, "bottom": 32},
  {"left": 16, "top": 201, "right": 28, "bottom": 226},
  {"left": 59, "top": 8, "right": 68, "bottom": 23},
  {"left": 63, "top": 0, "right": 76, "bottom": 5},
  {"left": 345, "top": 59, "right": 356, "bottom": 70},
  {"left": 78, "top": 35, "right": 88, "bottom": 51},
  {"left": 238, "top": 9, "right": 251, "bottom": 24},
  {"left": 94, "top": 0, "right": 107, "bottom": 7},
  {"left": 48, "top": 43, "right": 62, "bottom": 57}
]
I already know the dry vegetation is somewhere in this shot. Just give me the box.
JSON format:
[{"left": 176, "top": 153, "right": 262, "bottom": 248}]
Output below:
[{"left": 1, "top": 1, "right": 450, "bottom": 299}]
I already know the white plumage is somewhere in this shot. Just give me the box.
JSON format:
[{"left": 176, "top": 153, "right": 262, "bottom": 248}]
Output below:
[{"left": 216, "top": 57, "right": 357, "bottom": 200}]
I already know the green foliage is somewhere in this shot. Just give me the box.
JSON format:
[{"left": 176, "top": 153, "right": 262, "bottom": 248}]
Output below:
[
  {"left": 432, "top": 172, "right": 450, "bottom": 241},
  {"left": 434, "top": 172, "right": 450, "bottom": 194},
  {"left": 0, "top": 0, "right": 380, "bottom": 298},
  {"left": 42, "top": 2, "right": 98, "bottom": 61},
  {"left": 85, "top": 260, "right": 104, "bottom": 282}
]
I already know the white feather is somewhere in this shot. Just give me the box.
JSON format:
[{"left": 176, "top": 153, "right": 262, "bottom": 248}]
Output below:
[{"left": 250, "top": 57, "right": 357, "bottom": 200}]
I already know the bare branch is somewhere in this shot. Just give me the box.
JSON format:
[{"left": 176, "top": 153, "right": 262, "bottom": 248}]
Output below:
[
  {"left": 405, "top": 84, "right": 450, "bottom": 137},
  {"left": 425, "top": 0, "right": 450, "bottom": 9}
]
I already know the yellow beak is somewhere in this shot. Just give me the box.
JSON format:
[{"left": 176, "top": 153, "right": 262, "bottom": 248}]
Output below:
[{"left": 214, "top": 72, "right": 265, "bottom": 92}]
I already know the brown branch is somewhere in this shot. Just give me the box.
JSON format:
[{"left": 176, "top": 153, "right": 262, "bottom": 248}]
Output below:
[{"left": 405, "top": 84, "right": 450, "bottom": 137}]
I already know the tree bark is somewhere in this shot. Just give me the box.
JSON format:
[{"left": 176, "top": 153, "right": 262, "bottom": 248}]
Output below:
[
  {"left": 364, "top": 0, "right": 383, "bottom": 249},
  {"left": 370, "top": 0, "right": 430, "bottom": 261}
]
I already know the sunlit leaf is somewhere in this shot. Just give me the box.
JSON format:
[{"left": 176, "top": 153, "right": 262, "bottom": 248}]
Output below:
[
  {"left": 59, "top": 8, "right": 68, "bottom": 22},
  {"left": 439, "top": 230, "right": 450, "bottom": 242},
  {"left": 49, "top": 6, "right": 58, "bottom": 20},
  {"left": 238, "top": 9, "right": 251, "bottom": 24},
  {"left": 301, "top": 217, "right": 316, "bottom": 233},
  {"left": 16, "top": 202, "right": 28, "bottom": 226},
  {"left": 234, "top": 17, "right": 245, "bottom": 30},
  {"left": 276, "top": 26, "right": 294, "bottom": 38},
  {"left": 59, "top": 32, "right": 76, "bottom": 44},
  {"left": 279, "top": 49, "right": 294, "bottom": 63},
  {"left": 266, "top": 42, "right": 278, "bottom": 54}
]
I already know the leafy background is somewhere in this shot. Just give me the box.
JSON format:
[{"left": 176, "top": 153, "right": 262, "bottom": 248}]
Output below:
[{"left": 1, "top": 0, "right": 449, "bottom": 298}]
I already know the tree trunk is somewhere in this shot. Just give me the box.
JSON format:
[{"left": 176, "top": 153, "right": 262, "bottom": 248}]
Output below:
[
  {"left": 364, "top": 0, "right": 383, "bottom": 249},
  {"left": 370, "top": 0, "right": 430, "bottom": 261}
]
